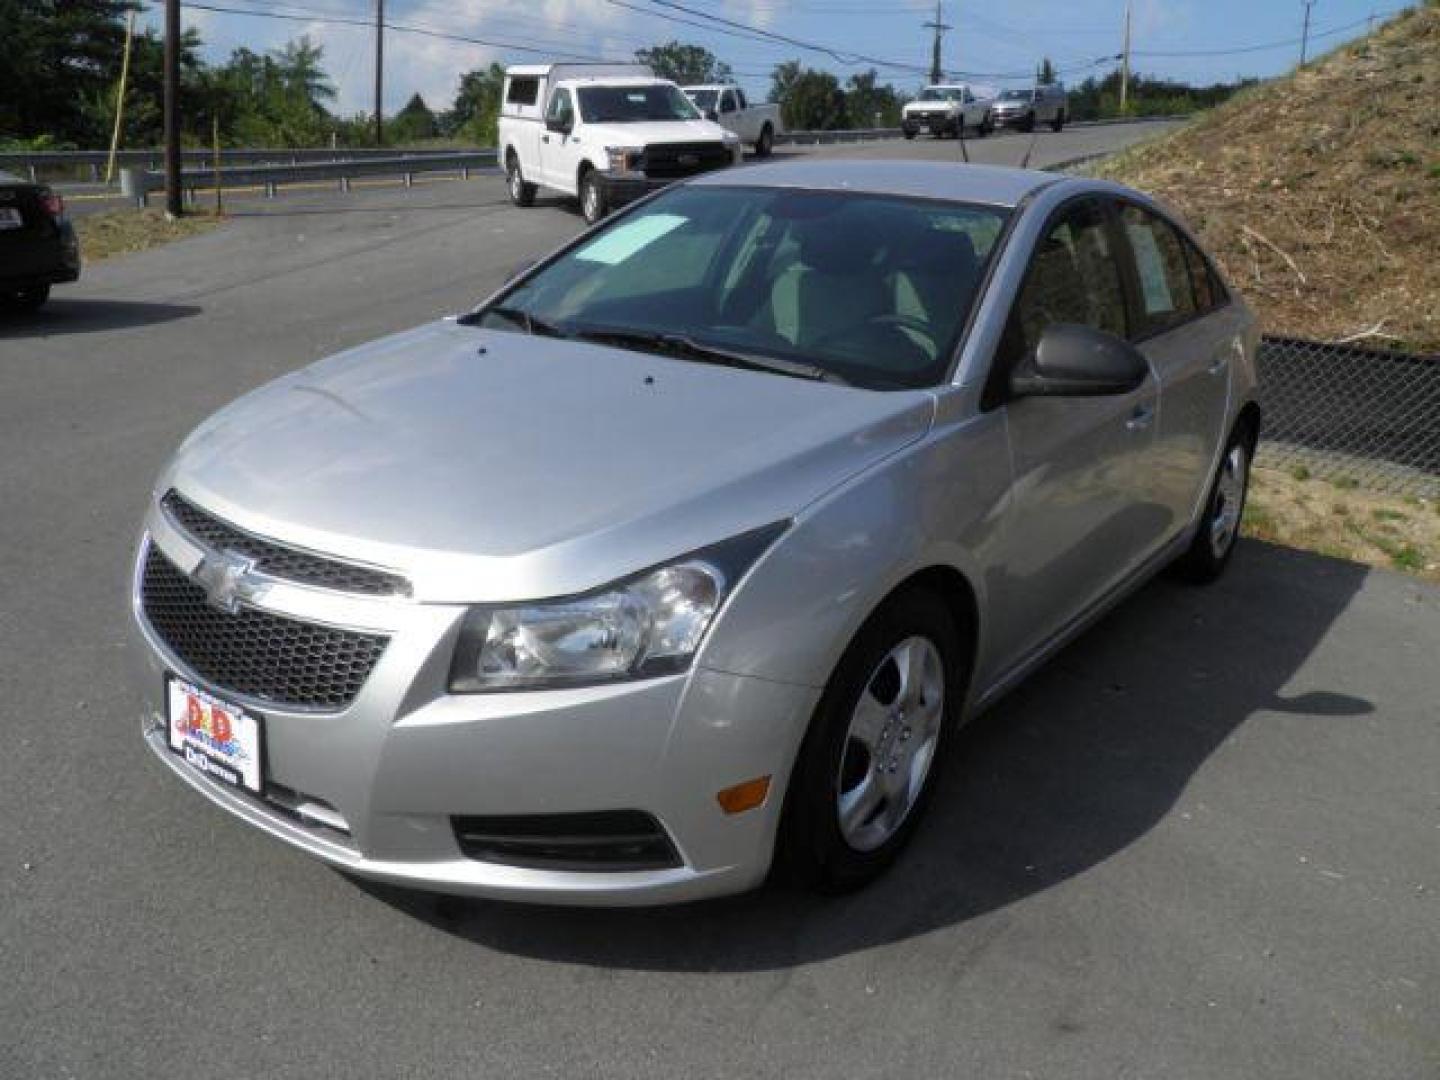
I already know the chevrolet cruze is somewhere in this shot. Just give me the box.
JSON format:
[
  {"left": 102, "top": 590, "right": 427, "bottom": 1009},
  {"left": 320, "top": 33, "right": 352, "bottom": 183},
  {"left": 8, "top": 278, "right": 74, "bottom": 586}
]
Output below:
[{"left": 130, "top": 161, "right": 1259, "bottom": 905}]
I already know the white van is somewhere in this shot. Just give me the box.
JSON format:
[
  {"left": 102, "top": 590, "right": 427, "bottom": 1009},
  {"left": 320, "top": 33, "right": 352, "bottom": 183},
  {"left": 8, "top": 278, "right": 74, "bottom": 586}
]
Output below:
[{"left": 498, "top": 63, "right": 742, "bottom": 224}]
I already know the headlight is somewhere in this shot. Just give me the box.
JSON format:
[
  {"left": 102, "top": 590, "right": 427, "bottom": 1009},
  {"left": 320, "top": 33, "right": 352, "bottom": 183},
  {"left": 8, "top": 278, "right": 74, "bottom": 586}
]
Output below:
[
  {"left": 605, "top": 145, "right": 644, "bottom": 174},
  {"left": 448, "top": 524, "right": 786, "bottom": 692}
]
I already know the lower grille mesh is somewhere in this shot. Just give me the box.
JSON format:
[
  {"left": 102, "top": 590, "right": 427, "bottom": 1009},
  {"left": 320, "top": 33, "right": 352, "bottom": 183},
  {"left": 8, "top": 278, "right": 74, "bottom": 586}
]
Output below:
[
  {"left": 141, "top": 546, "right": 388, "bottom": 710},
  {"left": 451, "top": 810, "right": 682, "bottom": 871}
]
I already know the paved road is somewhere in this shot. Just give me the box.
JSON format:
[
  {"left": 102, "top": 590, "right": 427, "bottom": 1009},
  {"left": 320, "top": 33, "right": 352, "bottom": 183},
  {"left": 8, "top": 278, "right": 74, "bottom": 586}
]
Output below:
[
  {"left": 2, "top": 139, "right": 1438, "bottom": 1079},
  {"left": 57, "top": 119, "right": 1182, "bottom": 217}
]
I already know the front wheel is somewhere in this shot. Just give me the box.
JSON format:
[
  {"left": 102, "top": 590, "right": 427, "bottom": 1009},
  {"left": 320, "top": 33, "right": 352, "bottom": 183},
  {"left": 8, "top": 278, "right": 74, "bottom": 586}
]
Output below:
[
  {"left": 1174, "top": 426, "right": 1255, "bottom": 584},
  {"left": 774, "top": 589, "right": 966, "bottom": 893},
  {"left": 579, "top": 169, "right": 607, "bottom": 225},
  {"left": 2, "top": 283, "right": 50, "bottom": 312}
]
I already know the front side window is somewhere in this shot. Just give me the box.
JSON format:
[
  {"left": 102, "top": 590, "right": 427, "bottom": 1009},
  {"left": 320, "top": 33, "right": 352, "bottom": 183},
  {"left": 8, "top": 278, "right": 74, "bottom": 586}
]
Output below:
[
  {"left": 688, "top": 88, "right": 718, "bottom": 111},
  {"left": 470, "top": 186, "right": 1009, "bottom": 390},
  {"left": 720, "top": 90, "right": 738, "bottom": 113},
  {"left": 1007, "top": 199, "right": 1129, "bottom": 360},
  {"left": 1119, "top": 204, "right": 1197, "bottom": 334},
  {"left": 545, "top": 88, "right": 573, "bottom": 127},
  {"left": 577, "top": 84, "right": 701, "bottom": 123}
]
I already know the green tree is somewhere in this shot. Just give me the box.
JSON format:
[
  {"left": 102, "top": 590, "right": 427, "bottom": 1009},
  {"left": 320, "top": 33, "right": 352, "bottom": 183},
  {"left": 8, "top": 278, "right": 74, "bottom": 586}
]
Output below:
[
  {"left": 844, "top": 69, "right": 904, "bottom": 127},
  {"left": 0, "top": 0, "right": 138, "bottom": 144},
  {"left": 635, "top": 41, "right": 732, "bottom": 84},
  {"left": 771, "top": 64, "right": 848, "bottom": 130},
  {"left": 442, "top": 62, "right": 505, "bottom": 145},
  {"left": 389, "top": 93, "right": 437, "bottom": 142}
]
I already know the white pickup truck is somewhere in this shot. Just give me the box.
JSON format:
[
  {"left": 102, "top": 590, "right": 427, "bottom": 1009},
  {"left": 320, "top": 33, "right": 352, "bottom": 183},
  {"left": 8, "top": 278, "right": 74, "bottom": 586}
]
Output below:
[
  {"left": 900, "top": 84, "right": 995, "bottom": 140},
  {"left": 498, "top": 63, "right": 742, "bottom": 225},
  {"left": 681, "top": 85, "right": 783, "bottom": 157}
]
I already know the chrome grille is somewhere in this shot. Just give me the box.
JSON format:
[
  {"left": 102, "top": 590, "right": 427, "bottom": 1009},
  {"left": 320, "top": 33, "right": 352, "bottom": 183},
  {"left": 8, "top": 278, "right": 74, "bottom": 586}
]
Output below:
[
  {"left": 140, "top": 546, "right": 388, "bottom": 710},
  {"left": 161, "top": 490, "right": 410, "bottom": 597}
]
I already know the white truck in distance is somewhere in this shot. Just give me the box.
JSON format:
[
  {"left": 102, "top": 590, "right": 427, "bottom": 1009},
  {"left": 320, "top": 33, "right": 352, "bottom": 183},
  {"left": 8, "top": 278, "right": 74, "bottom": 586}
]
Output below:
[
  {"left": 901, "top": 84, "right": 995, "bottom": 140},
  {"left": 498, "top": 63, "right": 742, "bottom": 225},
  {"left": 681, "top": 85, "right": 783, "bottom": 157}
]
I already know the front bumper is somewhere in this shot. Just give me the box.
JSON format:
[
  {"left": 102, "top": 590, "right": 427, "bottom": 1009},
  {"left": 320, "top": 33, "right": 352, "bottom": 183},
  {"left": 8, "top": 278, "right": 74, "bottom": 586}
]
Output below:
[{"left": 129, "top": 516, "right": 819, "bottom": 906}]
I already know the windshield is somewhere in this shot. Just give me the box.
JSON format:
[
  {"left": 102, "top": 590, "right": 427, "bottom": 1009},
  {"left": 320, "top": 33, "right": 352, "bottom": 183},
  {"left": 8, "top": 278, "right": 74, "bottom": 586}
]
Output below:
[
  {"left": 998, "top": 89, "right": 1033, "bottom": 101},
  {"left": 686, "top": 89, "right": 719, "bottom": 110},
  {"left": 468, "top": 186, "right": 1009, "bottom": 390},
  {"left": 916, "top": 87, "right": 963, "bottom": 103},
  {"left": 578, "top": 84, "right": 701, "bottom": 123}
]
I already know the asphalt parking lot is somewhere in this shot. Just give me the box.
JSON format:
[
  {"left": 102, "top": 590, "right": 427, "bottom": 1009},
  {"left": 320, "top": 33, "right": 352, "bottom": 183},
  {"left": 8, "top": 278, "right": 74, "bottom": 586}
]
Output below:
[{"left": 2, "top": 136, "right": 1437, "bottom": 1079}]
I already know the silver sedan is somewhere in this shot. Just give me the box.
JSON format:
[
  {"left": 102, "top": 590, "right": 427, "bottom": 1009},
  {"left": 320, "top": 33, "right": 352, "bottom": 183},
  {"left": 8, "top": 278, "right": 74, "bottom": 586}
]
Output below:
[{"left": 129, "top": 160, "right": 1259, "bottom": 905}]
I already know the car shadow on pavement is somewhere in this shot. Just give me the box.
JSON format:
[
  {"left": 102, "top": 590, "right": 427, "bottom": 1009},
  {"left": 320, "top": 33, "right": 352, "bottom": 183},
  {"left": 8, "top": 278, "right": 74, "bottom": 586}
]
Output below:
[
  {"left": 0, "top": 299, "right": 200, "bottom": 337},
  {"left": 359, "top": 540, "right": 1372, "bottom": 971}
]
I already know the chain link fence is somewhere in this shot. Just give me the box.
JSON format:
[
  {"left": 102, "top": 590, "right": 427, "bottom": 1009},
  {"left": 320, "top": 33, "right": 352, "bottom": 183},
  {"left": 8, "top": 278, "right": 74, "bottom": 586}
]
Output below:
[{"left": 1255, "top": 336, "right": 1440, "bottom": 497}]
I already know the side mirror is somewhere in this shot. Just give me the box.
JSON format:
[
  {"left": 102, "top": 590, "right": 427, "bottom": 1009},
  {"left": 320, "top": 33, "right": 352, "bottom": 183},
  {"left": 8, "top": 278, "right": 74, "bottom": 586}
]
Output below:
[
  {"left": 705, "top": 109, "right": 719, "bottom": 121},
  {"left": 545, "top": 117, "right": 571, "bottom": 134},
  {"left": 1010, "top": 323, "right": 1149, "bottom": 398}
]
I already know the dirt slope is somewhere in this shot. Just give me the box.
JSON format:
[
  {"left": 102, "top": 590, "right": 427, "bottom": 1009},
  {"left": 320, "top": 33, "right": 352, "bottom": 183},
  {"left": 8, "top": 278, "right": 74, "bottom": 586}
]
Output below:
[{"left": 1098, "top": 2, "right": 1440, "bottom": 352}]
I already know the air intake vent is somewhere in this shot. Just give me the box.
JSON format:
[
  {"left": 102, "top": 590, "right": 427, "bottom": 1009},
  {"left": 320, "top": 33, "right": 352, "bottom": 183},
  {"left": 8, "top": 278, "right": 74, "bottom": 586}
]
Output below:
[{"left": 451, "top": 810, "right": 681, "bottom": 871}]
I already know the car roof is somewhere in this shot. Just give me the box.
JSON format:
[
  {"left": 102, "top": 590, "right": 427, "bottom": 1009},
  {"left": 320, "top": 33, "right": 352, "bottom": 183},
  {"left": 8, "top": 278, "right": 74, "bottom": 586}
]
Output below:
[{"left": 689, "top": 160, "right": 1060, "bottom": 209}]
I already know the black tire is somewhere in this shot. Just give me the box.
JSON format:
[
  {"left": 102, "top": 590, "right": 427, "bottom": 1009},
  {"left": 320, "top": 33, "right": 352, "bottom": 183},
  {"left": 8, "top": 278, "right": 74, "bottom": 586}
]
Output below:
[
  {"left": 774, "top": 588, "right": 967, "bottom": 893},
  {"left": 1021, "top": 112, "right": 1036, "bottom": 133},
  {"left": 3, "top": 283, "right": 50, "bottom": 312},
  {"left": 579, "top": 168, "right": 607, "bottom": 225},
  {"left": 976, "top": 113, "right": 991, "bottom": 138},
  {"left": 1173, "top": 420, "right": 1257, "bottom": 584},
  {"left": 1051, "top": 108, "right": 1066, "bottom": 133},
  {"left": 903, "top": 129, "right": 917, "bottom": 140},
  {"left": 505, "top": 153, "right": 536, "bottom": 208},
  {"left": 756, "top": 123, "right": 774, "bottom": 158}
]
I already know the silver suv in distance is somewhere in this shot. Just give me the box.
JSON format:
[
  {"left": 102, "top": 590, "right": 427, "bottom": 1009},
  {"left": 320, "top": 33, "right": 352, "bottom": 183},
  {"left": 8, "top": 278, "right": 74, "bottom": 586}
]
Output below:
[{"left": 130, "top": 161, "right": 1259, "bottom": 905}]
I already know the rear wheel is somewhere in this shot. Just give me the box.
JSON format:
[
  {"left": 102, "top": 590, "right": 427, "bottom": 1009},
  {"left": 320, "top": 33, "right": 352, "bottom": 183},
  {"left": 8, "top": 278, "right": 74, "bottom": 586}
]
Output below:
[
  {"left": 903, "top": 129, "right": 917, "bottom": 140},
  {"left": 506, "top": 153, "right": 536, "bottom": 207},
  {"left": 1051, "top": 108, "right": 1066, "bottom": 133},
  {"left": 1174, "top": 423, "right": 1255, "bottom": 584},
  {"left": 774, "top": 589, "right": 966, "bottom": 893},
  {"left": 579, "top": 168, "right": 607, "bottom": 225},
  {"left": 1021, "top": 112, "right": 1036, "bottom": 133},
  {"left": 756, "top": 123, "right": 774, "bottom": 157},
  {"left": 2, "top": 283, "right": 50, "bottom": 312}
]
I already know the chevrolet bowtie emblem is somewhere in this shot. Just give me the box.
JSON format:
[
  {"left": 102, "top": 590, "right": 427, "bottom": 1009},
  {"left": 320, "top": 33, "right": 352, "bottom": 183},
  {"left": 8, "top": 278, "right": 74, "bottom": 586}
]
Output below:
[{"left": 194, "top": 549, "right": 264, "bottom": 614}]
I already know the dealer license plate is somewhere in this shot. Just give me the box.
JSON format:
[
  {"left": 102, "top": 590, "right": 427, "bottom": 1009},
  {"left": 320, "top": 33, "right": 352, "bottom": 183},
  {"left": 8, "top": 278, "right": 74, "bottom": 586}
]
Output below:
[
  {"left": 167, "top": 676, "right": 264, "bottom": 794},
  {"left": 0, "top": 208, "right": 23, "bottom": 230}
]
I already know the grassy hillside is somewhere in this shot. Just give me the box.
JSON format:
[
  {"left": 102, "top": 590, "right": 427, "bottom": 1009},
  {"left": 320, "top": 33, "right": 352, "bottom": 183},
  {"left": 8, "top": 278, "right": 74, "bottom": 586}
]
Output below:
[{"left": 1098, "top": 1, "right": 1440, "bottom": 352}]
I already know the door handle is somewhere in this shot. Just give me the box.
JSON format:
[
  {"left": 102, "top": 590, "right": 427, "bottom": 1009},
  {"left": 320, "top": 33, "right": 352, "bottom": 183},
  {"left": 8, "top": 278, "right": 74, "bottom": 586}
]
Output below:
[
  {"left": 541, "top": 135, "right": 549, "bottom": 143},
  {"left": 1126, "top": 405, "right": 1155, "bottom": 432}
]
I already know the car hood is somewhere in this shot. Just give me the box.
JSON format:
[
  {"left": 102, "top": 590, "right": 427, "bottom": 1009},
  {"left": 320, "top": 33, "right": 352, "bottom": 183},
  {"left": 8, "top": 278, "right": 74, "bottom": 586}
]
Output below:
[
  {"left": 904, "top": 101, "right": 958, "bottom": 113},
  {"left": 162, "top": 322, "right": 935, "bottom": 602},
  {"left": 583, "top": 119, "right": 732, "bottom": 145}
]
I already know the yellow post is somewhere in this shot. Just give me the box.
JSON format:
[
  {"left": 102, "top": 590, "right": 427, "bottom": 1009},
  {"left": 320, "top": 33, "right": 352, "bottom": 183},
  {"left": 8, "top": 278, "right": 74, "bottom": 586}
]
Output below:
[
  {"left": 105, "top": 8, "right": 138, "bottom": 185},
  {"left": 213, "top": 115, "right": 223, "bottom": 217}
]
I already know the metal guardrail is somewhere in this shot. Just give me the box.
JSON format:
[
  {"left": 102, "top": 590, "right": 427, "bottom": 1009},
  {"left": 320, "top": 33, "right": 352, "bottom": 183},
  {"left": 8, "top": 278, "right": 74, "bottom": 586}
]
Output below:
[
  {"left": 1257, "top": 336, "right": 1440, "bottom": 497},
  {"left": 120, "top": 151, "right": 498, "bottom": 207},
  {"left": 1, "top": 147, "right": 470, "bottom": 183}
]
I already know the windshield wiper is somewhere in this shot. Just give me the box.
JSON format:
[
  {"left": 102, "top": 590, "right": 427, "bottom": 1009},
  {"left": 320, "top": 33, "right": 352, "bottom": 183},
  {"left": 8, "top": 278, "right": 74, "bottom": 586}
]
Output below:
[
  {"left": 574, "top": 328, "right": 846, "bottom": 385},
  {"left": 480, "top": 305, "right": 569, "bottom": 338}
]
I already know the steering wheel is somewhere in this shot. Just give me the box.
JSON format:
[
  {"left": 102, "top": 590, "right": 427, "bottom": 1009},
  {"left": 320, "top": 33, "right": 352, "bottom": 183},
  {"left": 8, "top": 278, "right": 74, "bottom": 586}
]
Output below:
[{"left": 811, "top": 313, "right": 939, "bottom": 359}]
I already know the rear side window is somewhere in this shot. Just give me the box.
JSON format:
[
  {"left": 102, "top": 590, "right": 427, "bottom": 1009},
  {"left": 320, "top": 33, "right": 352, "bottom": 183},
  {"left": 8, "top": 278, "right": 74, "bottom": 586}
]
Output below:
[
  {"left": 1119, "top": 204, "right": 1197, "bottom": 334},
  {"left": 1180, "top": 235, "right": 1226, "bottom": 314},
  {"left": 506, "top": 77, "right": 540, "bottom": 106},
  {"left": 1008, "top": 199, "right": 1129, "bottom": 358}
]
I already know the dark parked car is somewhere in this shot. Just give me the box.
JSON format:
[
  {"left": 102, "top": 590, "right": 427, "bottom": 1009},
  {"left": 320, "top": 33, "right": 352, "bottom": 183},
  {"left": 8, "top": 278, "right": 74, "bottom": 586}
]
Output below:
[{"left": 0, "top": 170, "right": 80, "bottom": 312}]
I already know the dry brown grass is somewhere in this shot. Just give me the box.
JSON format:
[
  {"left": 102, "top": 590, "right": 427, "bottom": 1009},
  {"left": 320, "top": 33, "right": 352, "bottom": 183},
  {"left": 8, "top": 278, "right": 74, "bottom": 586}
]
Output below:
[
  {"left": 1244, "top": 466, "right": 1440, "bottom": 580},
  {"left": 74, "top": 208, "right": 223, "bottom": 263},
  {"left": 1098, "top": 3, "right": 1440, "bottom": 352}
]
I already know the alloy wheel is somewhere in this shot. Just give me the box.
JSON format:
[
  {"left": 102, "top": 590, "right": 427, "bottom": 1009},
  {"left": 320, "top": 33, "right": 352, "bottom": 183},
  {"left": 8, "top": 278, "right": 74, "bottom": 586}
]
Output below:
[
  {"left": 1209, "top": 443, "right": 1248, "bottom": 558},
  {"left": 835, "top": 636, "right": 945, "bottom": 853}
]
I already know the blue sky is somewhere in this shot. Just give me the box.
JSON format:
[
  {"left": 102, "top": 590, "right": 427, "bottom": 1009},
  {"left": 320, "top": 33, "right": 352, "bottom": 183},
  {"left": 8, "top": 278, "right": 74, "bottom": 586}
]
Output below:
[{"left": 154, "top": 0, "right": 1415, "bottom": 117}]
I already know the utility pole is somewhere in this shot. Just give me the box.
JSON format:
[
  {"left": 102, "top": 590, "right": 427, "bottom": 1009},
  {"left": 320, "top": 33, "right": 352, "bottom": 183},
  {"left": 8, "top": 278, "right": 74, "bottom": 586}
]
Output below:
[
  {"left": 163, "top": 0, "right": 182, "bottom": 218},
  {"left": 1300, "top": 0, "right": 1317, "bottom": 66},
  {"left": 1119, "top": 0, "right": 1132, "bottom": 115},
  {"left": 923, "top": 1, "right": 951, "bottom": 85},
  {"left": 374, "top": 0, "right": 385, "bottom": 145}
]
